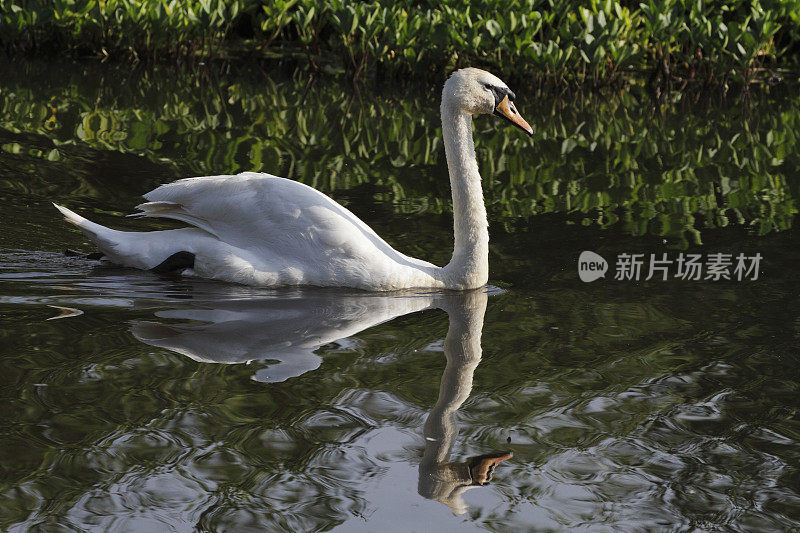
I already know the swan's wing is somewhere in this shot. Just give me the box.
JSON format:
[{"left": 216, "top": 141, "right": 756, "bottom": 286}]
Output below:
[{"left": 134, "top": 172, "right": 400, "bottom": 261}]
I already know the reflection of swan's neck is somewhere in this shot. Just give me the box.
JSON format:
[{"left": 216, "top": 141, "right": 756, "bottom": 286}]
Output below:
[
  {"left": 440, "top": 100, "right": 489, "bottom": 290},
  {"left": 419, "top": 291, "right": 488, "bottom": 513},
  {"left": 423, "top": 291, "right": 487, "bottom": 460},
  {"left": 435, "top": 291, "right": 487, "bottom": 422}
]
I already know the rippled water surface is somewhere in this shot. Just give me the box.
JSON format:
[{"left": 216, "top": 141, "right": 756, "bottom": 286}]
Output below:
[{"left": 2, "top": 59, "right": 800, "bottom": 531}]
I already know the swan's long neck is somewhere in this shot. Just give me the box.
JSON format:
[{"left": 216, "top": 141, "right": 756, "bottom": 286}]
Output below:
[{"left": 440, "top": 100, "right": 489, "bottom": 289}]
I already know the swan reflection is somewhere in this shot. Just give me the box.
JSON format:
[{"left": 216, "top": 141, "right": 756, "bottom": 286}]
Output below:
[
  {"left": 131, "top": 287, "right": 511, "bottom": 511},
  {"left": 132, "top": 290, "right": 436, "bottom": 382},
  {"left": 419, "top": 289, "right": 512, "bottom": 514}
]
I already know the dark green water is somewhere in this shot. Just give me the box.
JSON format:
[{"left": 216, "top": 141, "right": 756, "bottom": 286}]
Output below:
[{"left": 1, "top": 59, "right": 800, "bottom": 531}]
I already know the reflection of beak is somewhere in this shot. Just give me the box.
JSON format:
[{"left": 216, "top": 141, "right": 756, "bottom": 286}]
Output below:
[
  {"left": 468, "top": 451, "right": 513, "bottom": 486},
  {"left": 494, "top": 95, "right": 533, "bottom": 136}
]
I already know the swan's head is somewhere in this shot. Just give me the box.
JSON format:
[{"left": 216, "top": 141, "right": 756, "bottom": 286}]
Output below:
[{"left": 442, "top": 68, "right": 533, "bottom": 136}]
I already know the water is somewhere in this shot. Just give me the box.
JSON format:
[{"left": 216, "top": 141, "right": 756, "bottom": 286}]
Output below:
[{"left": 1, "top": 58, "right": 800, "bottom": 531}]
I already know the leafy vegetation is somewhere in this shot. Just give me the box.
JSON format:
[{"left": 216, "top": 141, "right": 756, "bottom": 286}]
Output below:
[
  {"left": 0, "top": 59, "right": 797, "bottom": 248},
  {"left": 2, "top": 0, "right": 800, "bottom": 84}
]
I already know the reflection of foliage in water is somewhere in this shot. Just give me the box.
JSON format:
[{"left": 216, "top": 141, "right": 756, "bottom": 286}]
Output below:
[{"left": 0, "top": 59, "right": 797, "bottom": 246}]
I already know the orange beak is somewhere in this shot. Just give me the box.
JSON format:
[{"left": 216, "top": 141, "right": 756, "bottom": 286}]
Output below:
[
  {"left": 468, "top": 451, "right": 514, "bottom": 486},
  {"left": 494, "top": 95, "right": 533, "bottom": 136}
]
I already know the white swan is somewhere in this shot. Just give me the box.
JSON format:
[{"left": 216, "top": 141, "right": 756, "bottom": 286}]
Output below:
[{"left": 54, "top": 68, "right": 532, "bottom": 291}]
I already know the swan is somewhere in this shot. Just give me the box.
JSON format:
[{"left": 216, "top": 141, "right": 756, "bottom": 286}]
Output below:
[{"left": 53, "top": 68, "right": 532, "bottom": 290}]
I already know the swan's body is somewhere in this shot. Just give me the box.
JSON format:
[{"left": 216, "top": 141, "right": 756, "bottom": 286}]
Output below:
[
  {"left": 57, "top": 175, "right": 442, "bottom": 290},
  {"left": 54, "top": 68, "right": 531, "bottom": 291}
]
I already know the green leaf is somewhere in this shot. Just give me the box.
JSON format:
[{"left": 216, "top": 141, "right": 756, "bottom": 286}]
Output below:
[{"left": 486, "top": 19, "right": 501, "bottom": 38}]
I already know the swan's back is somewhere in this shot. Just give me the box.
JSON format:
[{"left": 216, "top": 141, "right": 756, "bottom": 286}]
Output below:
[{"left": 135, "top": 173, "right": 440, "bottom": 289}]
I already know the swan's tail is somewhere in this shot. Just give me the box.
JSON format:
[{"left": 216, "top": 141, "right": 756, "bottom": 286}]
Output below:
[
  {"left": 53, "top": 203, "right": 122, "bottom": 261},
  {"left": 54, "top": 203, "right": 200, "bottom": 272}
]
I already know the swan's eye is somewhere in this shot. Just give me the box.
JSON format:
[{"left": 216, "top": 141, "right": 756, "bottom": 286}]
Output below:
[{"left": 484, "top": 83, "right": 492, "bottom": 90}]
